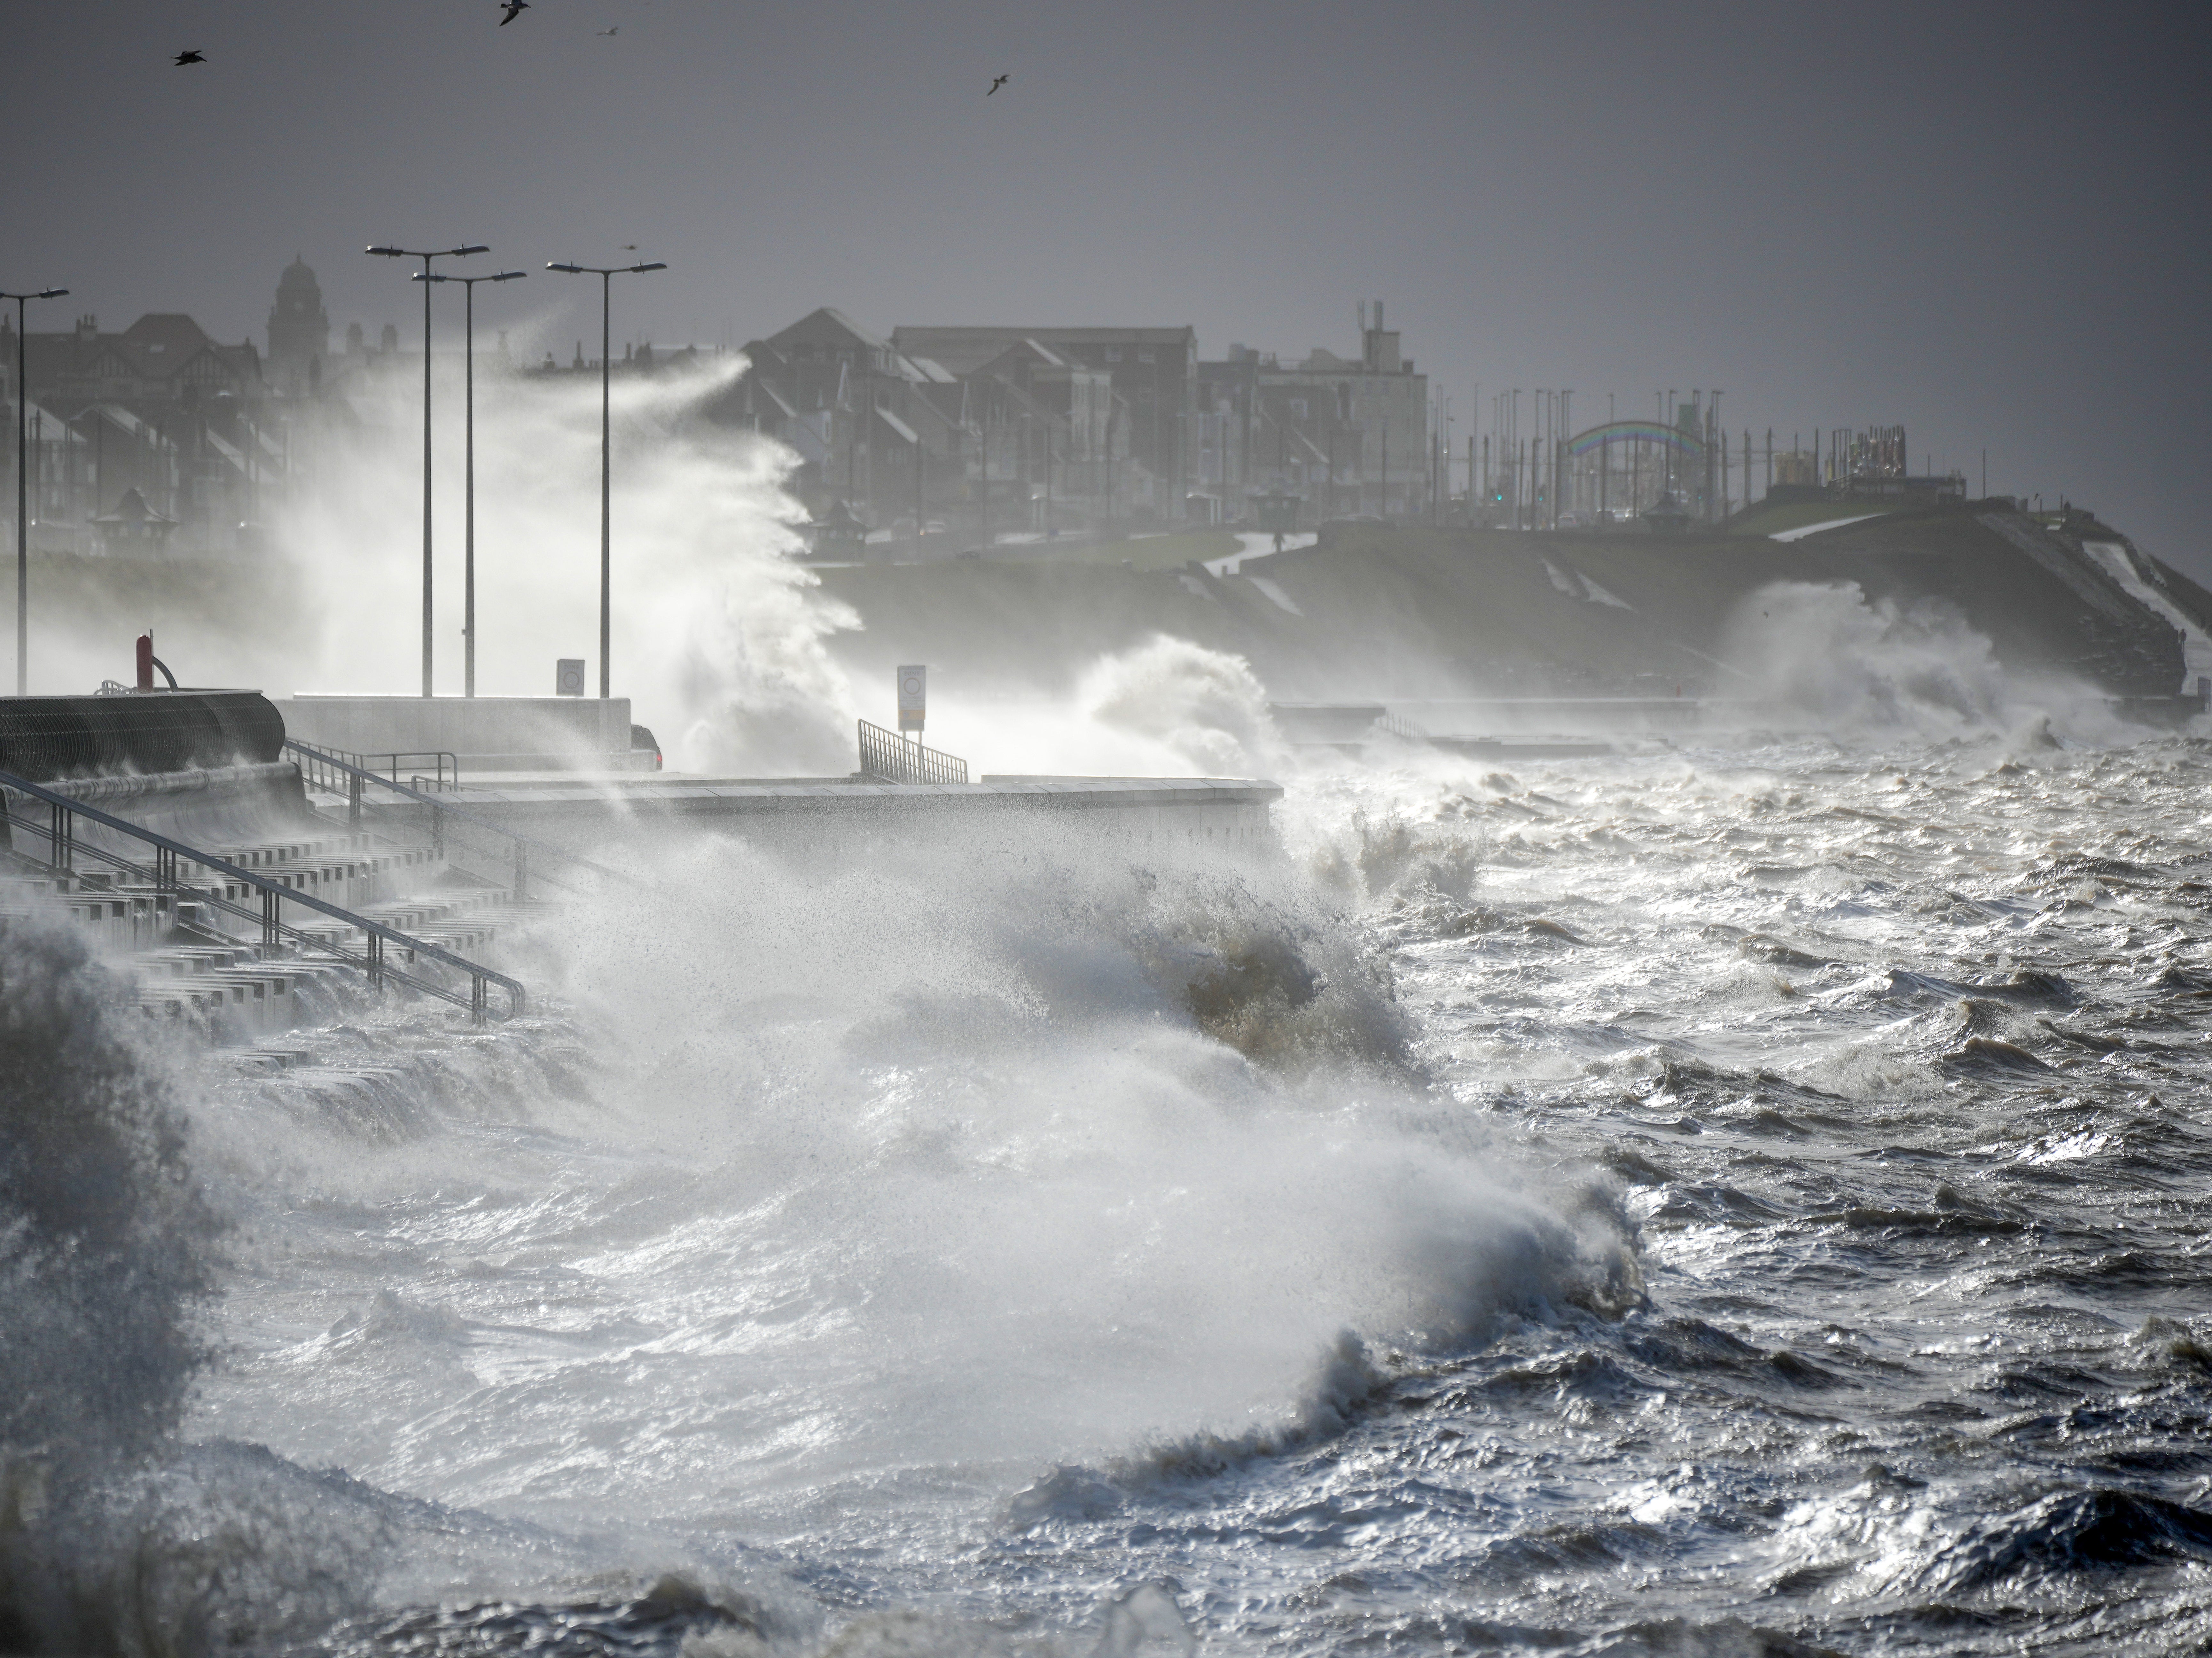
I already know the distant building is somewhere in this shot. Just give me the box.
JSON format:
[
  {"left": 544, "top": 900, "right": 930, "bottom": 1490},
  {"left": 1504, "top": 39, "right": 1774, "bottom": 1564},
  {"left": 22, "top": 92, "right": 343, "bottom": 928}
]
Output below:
[
  {"left": 1835, "top": 424, "right": 1965, "bottom": 503},
  {"left": 89, "top": 486, "right": 179, "bottom": 556},
  {"left": 1, "top": 307, "right": 272, "bottom": 555},
  {"left": 1772, "top": 450, "right": 1819, "bottom": 488},
  {"left": 714, "top": 308, "right": 962, "bottom": 533},
  {"left": 1199, "top": 302, "right": 1429, "bottom": 521},
  {"left": 716, "top": 309, "right": 1138, "bottom": 543},
  {"left": 891, "top": 324, "right": 1196, "bottom": 527},
  {"left": 962, "top": 337, "right": 1119, "bottom": 536},
  {"left": 1192, "top": 348, "right": 1257, "bottom": 522},
  {"left": 266, "top": 256, "right": 330, "bottom": 396},
  {"left": 1763, "top": 426, "right": 1965, "bottom": 506},
  {"left": 8, "top": 311, "right": 263, "bottom": 412},
  {"left": 710, "top": 304, "right": 1439, "bottom": 535}
]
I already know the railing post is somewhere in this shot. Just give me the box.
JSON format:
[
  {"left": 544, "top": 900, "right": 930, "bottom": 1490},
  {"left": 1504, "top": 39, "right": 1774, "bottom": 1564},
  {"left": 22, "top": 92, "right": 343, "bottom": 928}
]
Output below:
[
  {"left": 471, "top": 973, "right": 487, "bottom": 1025},
  {"left": 348, "top": 769, "right": 362, "bottom": 827},
  {"left": 261, "top": 885, "right": 278, "bottom": 950},
  {"left": 49, "top": 801, "right": 71, "bottom": 870},
  {"left": 365, "top": 931, "right": 384, "bottom": 989}
]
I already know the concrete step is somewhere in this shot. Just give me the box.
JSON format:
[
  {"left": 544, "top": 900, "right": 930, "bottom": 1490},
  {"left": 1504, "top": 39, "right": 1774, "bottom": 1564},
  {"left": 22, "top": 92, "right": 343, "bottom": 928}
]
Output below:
[
  {"left": 12, "top": 833, "right": 544, "bottom": 1041},
  {"left": 22, "top": 825, "right": 445, "bottom": 917}
]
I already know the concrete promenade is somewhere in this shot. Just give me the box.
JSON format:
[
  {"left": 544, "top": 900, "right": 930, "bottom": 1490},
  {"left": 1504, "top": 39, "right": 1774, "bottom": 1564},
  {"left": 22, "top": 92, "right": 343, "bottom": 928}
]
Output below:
[{"left": 354, "top": 772, "right": 1286, "bottom": 864}]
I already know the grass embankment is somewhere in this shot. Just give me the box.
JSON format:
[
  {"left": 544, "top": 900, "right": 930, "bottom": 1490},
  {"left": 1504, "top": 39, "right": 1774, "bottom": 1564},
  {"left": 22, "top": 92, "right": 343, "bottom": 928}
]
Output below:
[
  {"left": 815, "top": 506, "right": 2184, "bottom": 703},
  {"left": 974, "top": 530, "right": 1241, "bottom": 571},
  {"left": 1720, "top": 499, "right": 1896, "bottom": 537}
]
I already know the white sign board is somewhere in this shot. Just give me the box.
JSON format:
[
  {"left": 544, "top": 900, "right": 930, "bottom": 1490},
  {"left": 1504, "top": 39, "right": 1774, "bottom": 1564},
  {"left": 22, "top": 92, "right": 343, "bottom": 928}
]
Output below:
[
  {"left": 897, "top": 664, "right": 926, "bottom": 732},
  {"left": 555, "top": 658, "right": 586, "bottom": 697}
]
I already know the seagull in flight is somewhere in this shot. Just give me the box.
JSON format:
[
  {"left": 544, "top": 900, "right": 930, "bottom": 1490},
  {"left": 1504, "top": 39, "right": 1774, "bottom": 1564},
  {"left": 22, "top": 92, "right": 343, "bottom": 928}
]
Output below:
[
  {"left": 173, "top": 49, "right": 205, "bottom": 66},
  {"left": 988, "top": 73, "right": 1008, "bottom": 95},
  {"left": 598, "top": 26, "right": 619, "bottom": 34},
  {"left": 498, "top": 0, "right": 529, "bottom": 24}
]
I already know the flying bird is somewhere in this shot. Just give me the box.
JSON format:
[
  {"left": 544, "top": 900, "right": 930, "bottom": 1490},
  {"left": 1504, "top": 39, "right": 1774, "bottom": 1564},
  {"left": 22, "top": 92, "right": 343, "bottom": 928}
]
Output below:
[
  {"left": 498, "top": 0, "right": 529, "bottom": 24},
  {"left": 173, "top": 49, "right": 205, "bottom": 66},
  {"left": 598, "top": 26, "right": 619, "bottom": 34},
  {"left": 988, "top": 73, "right": 1008, "bottom": 95}
]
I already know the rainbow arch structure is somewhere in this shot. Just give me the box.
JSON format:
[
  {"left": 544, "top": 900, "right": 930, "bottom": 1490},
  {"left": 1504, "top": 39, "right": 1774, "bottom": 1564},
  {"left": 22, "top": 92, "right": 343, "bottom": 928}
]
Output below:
[{"left": 1566, "top": 419, "right": 1707, "bottom": 459}]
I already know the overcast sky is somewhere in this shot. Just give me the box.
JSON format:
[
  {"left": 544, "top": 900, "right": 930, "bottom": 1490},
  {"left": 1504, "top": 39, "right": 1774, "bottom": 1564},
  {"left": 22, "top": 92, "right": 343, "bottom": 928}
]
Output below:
[{"left": 9, "top": 1, "right": 2208, "bottom": 569}]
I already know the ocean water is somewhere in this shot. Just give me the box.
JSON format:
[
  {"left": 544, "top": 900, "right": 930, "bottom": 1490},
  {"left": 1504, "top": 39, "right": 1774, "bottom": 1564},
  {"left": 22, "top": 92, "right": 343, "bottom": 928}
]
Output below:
[{"left": 10, "top": 728, "right": 2212, "bottom": 1655}]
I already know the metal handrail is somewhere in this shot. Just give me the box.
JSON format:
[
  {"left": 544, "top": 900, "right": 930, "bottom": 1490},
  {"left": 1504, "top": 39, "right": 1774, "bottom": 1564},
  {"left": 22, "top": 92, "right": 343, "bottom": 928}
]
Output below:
[
  {"left": 0, "top": 768, "right": 525, "bottom": 1021},
  {"left": 1373, "top": 711, "right": 1431, "bottom": 743},
  {"left": 292, "top": 744, "right": 461, "bottom": 794},
  {"left": 284, "top": 738, "right": 637, "bottom": 896},
  {"left": 0, "top": 818, "right": 499, "bottom": 1021},
  {"left": 857, "top": 719, "right": 970, "bottom": 785}
]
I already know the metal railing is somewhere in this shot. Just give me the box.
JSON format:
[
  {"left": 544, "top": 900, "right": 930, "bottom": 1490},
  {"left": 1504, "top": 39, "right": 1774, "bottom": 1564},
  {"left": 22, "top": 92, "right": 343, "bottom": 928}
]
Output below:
[
  {"left": 0, "top": 768, "right": 525, "bottom": 1022},
  {"left": 1373, "top": 711, "right": 1431, "bottom": 744},
  {"left": 857, "top": 719, "right": 970, "bottom": 785},
  {"left": 293, "top": 744, "right": 460, "bottom": 796},
  {"left": 284, "top": 738, "right": 636, "bottom": 898}
]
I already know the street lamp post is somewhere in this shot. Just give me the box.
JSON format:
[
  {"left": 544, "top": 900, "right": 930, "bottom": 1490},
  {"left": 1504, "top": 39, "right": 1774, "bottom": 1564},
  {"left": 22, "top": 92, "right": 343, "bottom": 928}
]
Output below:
[
  {"left": 366, "top": 244, "right": 488, "bottom": 697},
  {"left": 546, "top": 260, "right": 666, "bottom": 700},
  {"left": 6, "top": 286, "right": 68, "bottom": 696},
  {"left": 416, "top": 268, "right": 525, "bottom": 696}
]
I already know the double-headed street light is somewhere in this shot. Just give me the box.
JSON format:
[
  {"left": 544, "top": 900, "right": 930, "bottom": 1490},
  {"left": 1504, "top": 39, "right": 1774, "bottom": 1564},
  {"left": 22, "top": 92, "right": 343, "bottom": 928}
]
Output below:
[
  {"left": 416, "top": 268, "right": 525, "bottom": 697},
  {"left": 546, "top": 260, "right": 665, "bottom": 700},
  {"left": 366, "top": 243, "right": 487, "bottom": 696},
  {"left": 6, "top": 286, "right": 68, "bottom": 696}
]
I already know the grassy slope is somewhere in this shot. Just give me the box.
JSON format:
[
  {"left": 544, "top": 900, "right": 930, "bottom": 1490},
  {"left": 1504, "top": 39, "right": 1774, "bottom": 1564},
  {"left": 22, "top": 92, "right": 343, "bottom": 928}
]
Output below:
[
  {"left": 1722, "top": 499, "right": 1897, "bottom": 537},
  {"left": 818, "top": 505, "right": 2181, "bottom": 701}
]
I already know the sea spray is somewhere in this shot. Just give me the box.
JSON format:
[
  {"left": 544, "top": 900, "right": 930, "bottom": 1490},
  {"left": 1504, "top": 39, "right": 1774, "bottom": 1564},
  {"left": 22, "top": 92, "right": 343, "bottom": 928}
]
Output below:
[
  {"left": 263, "top": 353, "right": 856, "bottom": 775},
  {"left": 0, "top": 914, "right": 220, "bottom": 1649},
  {"left": 185, "top": 806, "right": 1633, "bottom": 1578},
  {"left": 0, "top": 918, "right": 216, "bottom": 1473},
  {"left": 1719, "top": 579, "right": 2013, "bottom": 735},
  {"left": 63, "top": 725, "right": 2212, "bottom": 1649},
  {"left": 1079, "top": 637, "right": 1289, "bottom": 777}
]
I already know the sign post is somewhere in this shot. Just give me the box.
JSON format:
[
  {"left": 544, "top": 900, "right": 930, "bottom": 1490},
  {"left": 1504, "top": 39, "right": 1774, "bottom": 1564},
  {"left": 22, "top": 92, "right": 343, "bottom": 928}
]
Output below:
[{"left": 897, "top": 665, "right": 926, "bottom": 748}]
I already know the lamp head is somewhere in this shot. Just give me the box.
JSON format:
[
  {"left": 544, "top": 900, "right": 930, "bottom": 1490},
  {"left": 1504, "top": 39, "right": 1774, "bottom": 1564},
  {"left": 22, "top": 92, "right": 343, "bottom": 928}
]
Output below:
[
  {"left": 490, "top": 270, "right": 528, "bottom": 282},
  {"left": 411, "top": 272, "right": 451, "bottom": 283},
  {"left": 37, "top": 288, "right": 67, "bottom": 299},
  {"left": 365, "top": 245, "right": 405, "bottom": 257},
  {"left": 450, "top": 245, "right": 490, "bottom": 257},
  {"left": 629, "top": 262, "right": 668, "bottom": 273},
  {"left": 546, "top": 262, "right": 586, "bottom": 274}
]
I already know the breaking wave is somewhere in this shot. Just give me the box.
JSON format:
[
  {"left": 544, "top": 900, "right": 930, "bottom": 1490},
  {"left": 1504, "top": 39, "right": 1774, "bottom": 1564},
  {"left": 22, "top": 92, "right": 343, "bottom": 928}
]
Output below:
[
  {"left": 1079, "top": 636, "right": 1288, "bottom": 776},
  {"left": 0, "top": 915, "right": 224, "bottom": 1651}
]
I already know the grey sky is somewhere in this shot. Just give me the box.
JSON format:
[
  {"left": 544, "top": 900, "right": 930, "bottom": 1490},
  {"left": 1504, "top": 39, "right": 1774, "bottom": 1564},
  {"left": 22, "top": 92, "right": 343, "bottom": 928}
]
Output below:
[{"left": 9, "top": 1, "right": 2207, "bottom": 568}]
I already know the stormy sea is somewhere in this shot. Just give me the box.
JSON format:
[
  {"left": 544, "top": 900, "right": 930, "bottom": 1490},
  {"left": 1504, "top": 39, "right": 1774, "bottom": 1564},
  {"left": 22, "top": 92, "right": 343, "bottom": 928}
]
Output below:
[{"left": 9, "top": 716, "right": 2212, "bottom": 1656}]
